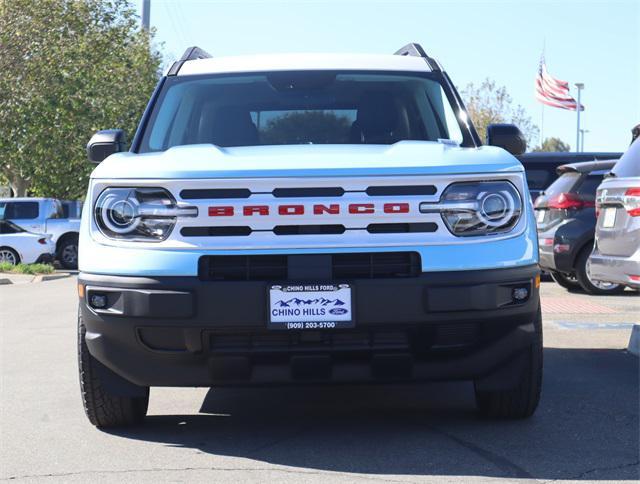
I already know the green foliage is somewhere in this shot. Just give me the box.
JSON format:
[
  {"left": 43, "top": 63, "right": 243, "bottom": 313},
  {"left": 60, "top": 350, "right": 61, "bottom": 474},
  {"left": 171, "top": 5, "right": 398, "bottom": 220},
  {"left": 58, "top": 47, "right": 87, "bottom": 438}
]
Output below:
[
  {"left": 260, "top": 111, "right": 352, "bottom": 145},
  {"left": 0, "top": 0, "right": 162, "bottom": 198},
  {"left": 0, "top": 262, "right": 55, "bottom": 274},
  {"left": 532, "top": 137, "right": 571, "bottom": 152},
  {"left": 461, "top": 79, "right": 539, "bottom": 149}
]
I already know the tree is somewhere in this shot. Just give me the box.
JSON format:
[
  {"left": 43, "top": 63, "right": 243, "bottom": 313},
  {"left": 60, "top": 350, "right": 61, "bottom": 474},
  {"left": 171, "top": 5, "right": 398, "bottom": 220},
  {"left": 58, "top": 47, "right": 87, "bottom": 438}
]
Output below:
[
  {"left": 0, "top": 0, "right": 161, "bottom": 198},
  {"left": 261, "top": 111, "right": 352, "bottom": 145},
  {"left": 461, "top": 79, "right": 539, "bottom": 149},
  {"left": 533, "top": 137, "right": 570, "bottom": 152}
]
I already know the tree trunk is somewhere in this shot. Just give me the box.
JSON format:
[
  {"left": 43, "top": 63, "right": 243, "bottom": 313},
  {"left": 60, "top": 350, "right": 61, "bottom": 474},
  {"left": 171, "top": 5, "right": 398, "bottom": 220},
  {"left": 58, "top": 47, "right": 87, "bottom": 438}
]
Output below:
[{"left": 9, "top": 175, "right": 30, "bottom": 197}]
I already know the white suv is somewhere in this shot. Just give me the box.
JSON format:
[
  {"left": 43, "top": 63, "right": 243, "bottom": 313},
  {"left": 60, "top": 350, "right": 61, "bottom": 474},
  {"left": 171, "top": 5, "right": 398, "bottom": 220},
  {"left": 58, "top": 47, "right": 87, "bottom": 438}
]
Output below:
[{"left": 78, "top": 44, "right": 541, "bottom": 427}]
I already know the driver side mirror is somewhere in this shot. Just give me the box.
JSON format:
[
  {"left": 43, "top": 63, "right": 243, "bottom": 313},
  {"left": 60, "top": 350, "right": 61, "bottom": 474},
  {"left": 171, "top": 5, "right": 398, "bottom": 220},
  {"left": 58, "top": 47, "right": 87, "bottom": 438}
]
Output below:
[
  {"left": 486, "top": 124, "right": 526, "bottom": 155},
  {"left": 87, "top": 129, "right": 126, "bottom": 163}
]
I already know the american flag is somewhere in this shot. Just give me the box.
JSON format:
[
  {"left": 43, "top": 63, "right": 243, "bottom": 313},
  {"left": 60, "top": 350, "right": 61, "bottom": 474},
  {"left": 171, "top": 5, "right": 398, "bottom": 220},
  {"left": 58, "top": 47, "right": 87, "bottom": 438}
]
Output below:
[{"left": 535, "top": 58, "right": 584, "bottom": 111}]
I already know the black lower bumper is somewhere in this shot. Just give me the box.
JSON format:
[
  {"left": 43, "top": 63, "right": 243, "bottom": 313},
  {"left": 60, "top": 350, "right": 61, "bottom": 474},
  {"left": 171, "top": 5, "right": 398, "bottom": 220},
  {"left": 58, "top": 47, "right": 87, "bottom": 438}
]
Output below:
[
  {"left": 35, "top": 253, "right": 54, "bottom": 264},
  {"left": 79, "top": 265, "right": 540, "bottom": 388}
]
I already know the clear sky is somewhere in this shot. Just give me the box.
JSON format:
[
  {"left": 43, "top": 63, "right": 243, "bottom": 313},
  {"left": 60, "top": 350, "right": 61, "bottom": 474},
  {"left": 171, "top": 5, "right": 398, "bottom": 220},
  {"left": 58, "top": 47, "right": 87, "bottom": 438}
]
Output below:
[{"left": 135, "top": 0, "right": 639, "bottom": 152}]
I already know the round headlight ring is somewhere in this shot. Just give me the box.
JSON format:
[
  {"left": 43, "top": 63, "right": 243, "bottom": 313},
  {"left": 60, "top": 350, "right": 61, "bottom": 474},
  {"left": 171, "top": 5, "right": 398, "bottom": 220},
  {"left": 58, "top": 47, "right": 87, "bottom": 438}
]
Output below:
[
  {"left": 97, "top": 190, "right": 142, "bottom": 235},
  {"left": 478, "top": 190, "right": 516, "bottom": 227}
]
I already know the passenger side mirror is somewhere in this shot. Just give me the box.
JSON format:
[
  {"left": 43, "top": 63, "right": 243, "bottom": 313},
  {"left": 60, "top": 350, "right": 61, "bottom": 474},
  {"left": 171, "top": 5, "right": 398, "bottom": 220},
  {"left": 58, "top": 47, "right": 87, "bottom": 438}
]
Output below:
[
  {"left": 87, "top": 129, "right": 126, "bottom": 163},
  {"left": 486, "top": 124, "right": 526, "bottom": 155}
]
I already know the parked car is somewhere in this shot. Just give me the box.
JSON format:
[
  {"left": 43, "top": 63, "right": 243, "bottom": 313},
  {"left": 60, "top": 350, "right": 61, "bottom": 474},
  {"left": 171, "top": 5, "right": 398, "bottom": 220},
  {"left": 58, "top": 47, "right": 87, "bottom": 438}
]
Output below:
[
  {"left": 0, "top": 197, "right": 80, "bottom": 269},
  {"left": 534, "top": 159, "right": 626, "bottom": 295},
  {"left": 0, "top": 220, "right": 55, "bottom": 265},
  {"left": 517, "top": 152, "right": 622, "bottom": 203},
  {"left": 589, "top": 138, "right": 640, "bottom": 289},
  {"left": 78, "top": 44, "right": 543, "bottom": 427}
]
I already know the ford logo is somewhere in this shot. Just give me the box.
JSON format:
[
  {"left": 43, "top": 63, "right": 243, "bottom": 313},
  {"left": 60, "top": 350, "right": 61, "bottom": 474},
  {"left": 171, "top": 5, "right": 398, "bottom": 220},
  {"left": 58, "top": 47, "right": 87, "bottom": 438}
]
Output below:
[{"left": 329, "top": 308, "right": 348, "bottom": 315}]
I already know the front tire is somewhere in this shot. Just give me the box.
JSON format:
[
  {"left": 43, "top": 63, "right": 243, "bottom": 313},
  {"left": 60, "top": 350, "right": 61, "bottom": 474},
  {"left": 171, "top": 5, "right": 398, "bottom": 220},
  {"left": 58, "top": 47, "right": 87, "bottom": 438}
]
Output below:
[
  {"left": 58, "top": 235, "right": 78, "bottom": 270},
  {"left": 78, "top": 312, "right": 149, "bottom": 428},
  {"left": 549, "top": 270, "right": 580, "bottom": 290},
  {"left": 474, "top": 306, "right": 543, "bottom": 419}
]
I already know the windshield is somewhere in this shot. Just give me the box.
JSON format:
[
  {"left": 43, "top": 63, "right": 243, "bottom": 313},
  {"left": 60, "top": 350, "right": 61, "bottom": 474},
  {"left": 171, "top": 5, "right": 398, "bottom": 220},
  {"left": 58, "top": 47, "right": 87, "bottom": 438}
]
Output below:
[
  {"left": 0, "top": 220, "right": 26, "bottom": 234},
  {"left": 139, "top": 71, "right": 466, "bottom": 152}
]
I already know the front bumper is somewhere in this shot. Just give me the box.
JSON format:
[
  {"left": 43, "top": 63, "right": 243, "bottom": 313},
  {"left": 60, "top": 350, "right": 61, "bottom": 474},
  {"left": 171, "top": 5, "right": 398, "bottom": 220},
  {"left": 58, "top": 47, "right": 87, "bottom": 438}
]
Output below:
[
  {"left": 79, "top": 264, "right": 540, "bottom": 387},
  {"left": 589, "top": 251, "right": 640, "bottom": 288}
]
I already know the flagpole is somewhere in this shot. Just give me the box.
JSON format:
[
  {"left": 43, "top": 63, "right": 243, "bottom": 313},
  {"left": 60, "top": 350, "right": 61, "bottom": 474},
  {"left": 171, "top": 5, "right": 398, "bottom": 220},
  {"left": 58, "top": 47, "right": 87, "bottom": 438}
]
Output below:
[
  {"left": 540, "top": 104, "right": 544, "bottom": 146},
  {"left": 575, "top": 83, "right": 584, "bottom": 152}
]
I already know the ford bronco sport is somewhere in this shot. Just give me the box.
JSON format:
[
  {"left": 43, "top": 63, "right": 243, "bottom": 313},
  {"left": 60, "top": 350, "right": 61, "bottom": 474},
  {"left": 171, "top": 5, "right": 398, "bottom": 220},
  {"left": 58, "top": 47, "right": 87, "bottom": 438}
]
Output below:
[{"left": 79, "top": 44, "right": 542, "bottom": 427}]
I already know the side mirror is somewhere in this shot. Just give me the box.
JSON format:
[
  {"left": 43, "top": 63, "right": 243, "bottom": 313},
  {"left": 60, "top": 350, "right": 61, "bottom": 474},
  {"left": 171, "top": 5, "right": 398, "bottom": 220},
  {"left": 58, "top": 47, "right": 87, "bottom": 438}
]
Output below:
[
  {"left": 87, "top": 129, "right": 126, "bottom": 163},
  {"left": 486, "top": 124, "right": 526, "bottom": 155}
]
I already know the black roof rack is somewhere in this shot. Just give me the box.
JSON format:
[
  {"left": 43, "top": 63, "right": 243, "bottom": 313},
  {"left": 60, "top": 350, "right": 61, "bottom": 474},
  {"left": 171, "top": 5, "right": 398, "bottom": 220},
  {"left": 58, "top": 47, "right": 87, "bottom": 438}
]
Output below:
[
  {"left": 167, "top": 46, "right": 212, "bottom": 76},
  {"left": 394, "top": 43, "right": 440, "bottom": 71}
]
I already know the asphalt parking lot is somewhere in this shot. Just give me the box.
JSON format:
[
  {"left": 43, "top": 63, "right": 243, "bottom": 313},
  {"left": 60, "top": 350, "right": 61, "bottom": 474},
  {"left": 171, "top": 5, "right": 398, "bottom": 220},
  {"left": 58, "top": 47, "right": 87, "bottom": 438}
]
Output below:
[{"left": 1, "top": 277, "right": 638, "bottom": 483}]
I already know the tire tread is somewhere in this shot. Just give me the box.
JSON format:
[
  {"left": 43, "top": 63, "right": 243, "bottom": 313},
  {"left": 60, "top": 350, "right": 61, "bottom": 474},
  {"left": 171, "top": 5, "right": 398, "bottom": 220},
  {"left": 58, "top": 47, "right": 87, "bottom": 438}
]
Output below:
[
  {"left": 475, "top": 307, "right": 543, "bottom": 419},
  {"left": 78, "top": 313, "right": 148, "bottom": 427}
]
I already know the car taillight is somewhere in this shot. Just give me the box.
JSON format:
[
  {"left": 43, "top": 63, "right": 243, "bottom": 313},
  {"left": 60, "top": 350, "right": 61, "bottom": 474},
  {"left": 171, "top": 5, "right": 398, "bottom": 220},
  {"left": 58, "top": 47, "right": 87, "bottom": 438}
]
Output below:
[
  {"left": 547, "top": 192, "right": 594, "bottom": 210},
  {"left": 624, "top": 188, "right": 640, "bottom": 216},
  {"left": 37, "top": 238, "right": 47, "bottom": 245}
]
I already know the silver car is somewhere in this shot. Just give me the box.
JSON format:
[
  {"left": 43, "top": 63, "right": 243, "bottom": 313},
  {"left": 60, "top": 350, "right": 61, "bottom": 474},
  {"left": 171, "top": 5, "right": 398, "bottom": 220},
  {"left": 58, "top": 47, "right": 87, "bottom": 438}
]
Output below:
[{"left": 589, "top": 139, "right": 640, "bottom": 289}]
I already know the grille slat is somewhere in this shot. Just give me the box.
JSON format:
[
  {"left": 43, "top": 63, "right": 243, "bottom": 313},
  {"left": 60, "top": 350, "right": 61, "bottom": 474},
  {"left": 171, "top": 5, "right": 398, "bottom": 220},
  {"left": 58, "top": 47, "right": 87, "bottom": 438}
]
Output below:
[{"left": 199, "top": 252, "right": 421, "bottom": 281}]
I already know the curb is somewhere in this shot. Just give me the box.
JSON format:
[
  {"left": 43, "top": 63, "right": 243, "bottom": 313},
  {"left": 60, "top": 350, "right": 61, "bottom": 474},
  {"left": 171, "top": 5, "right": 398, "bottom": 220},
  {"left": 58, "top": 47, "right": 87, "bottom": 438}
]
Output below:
[
  {"left": 0, "top": 272, "right": 72, "bottom": 285},
  {"left": 628, "top": 324, "right": 640, "bottom": 357}
]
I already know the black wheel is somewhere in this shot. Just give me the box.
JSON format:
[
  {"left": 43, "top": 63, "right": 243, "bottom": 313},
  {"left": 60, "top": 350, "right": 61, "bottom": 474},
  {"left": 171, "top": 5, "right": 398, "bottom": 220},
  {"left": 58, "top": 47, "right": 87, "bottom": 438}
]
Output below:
[
  {"left": 575, "top": 246, "right": 625, "bottom": 295},
  {"left": 58, "top": 234, "right": 78, "bottom": 270},
  {"left": 549, "top": 270, "right": 581, "bottom": 290},
  {"left": 474, "top": 306, "right": 543, "bottom": 419},
  {"left": 0, "top": 247, "right": 20, "bottom": 265},
  {"left": 78, "top": 312, "right": 149, "bottom": 428}
]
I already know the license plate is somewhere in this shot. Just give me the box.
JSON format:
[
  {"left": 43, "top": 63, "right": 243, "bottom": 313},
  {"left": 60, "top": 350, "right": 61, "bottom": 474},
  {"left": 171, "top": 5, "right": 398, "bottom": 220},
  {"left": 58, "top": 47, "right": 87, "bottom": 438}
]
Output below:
[
  {"left": 602, "top": 207, "right": 617, "bottom": 228},
  {"left": 536, "top": 210, "right": 546, "bottom": 223},
  {"left": 268, "top": 283, "right": 353, "bottom": 330}
]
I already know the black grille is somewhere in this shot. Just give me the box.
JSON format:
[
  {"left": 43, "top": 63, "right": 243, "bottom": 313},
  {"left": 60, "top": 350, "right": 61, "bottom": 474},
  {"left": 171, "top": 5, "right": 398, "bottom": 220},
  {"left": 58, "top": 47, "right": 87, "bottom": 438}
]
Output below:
[
  {"left": 199, "top": 252, "right": 421, "bottom": 281},
  {"left": 366, "top": 223, "right": 437, "bottom": 234},
  {"left": 180, "top": 188, "right": 251, "bottom": 199},
  {"left": 366, "top": 185, "right": 437, "bottom": 196},
  {"left": 273, "top": 225, "right": 345, "bottom": 235},
  {"left": 182, "top": 226, "right": 252, "bottom": 237},
  {"left": 332, "top": 252, "right": 421, "bottom": 279},
  {"left": 272, "top": 187, "right": 345, "bottom": 197},
  {"left": 199, "top": 255, "right": 288, "bottom": 281}
]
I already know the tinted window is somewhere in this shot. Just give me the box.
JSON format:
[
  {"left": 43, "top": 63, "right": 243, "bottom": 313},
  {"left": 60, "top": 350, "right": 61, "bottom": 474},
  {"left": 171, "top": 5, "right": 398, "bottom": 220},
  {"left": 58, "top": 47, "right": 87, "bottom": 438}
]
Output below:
[
  {"left": 543, "top": 172, "right": 580, "bottom": 196},
  {"left": 526, "top": 169, "right": 555, "bottom": 190},
  {"left": 0, "top": 220, "right": 25, "bottom": 234},
  {"left": 61, "top": 201, "right": 83, "bottom": 219},
  {"left": 575, "top": 174, "right": 604, "bottom": 198},
  {"left": 612, "top": 138, "right": 640, "bottom": 177},
  {"left": 140, "top": 71, "right": 465, "bottom": 151},
  {"left": 0, "top": 201, "right": 39, "bottom": 219}
]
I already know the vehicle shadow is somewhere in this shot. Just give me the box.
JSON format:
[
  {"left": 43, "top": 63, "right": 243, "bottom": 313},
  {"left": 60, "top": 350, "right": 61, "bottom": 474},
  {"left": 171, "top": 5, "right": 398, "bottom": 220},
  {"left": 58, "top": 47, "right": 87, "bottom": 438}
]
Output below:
[{"left": 109, "top": 348, "right": 639, "bottom": 480}]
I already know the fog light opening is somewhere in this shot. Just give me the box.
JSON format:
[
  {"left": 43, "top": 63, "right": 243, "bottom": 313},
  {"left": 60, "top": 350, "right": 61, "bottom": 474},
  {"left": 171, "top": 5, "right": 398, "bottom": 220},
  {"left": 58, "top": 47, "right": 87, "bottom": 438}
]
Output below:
[
  {"left": 512, "top": 287, "right": 529, "bottom": 301},
  {"left": 89, "top": 293, "right": 108, "bottom": 309}
]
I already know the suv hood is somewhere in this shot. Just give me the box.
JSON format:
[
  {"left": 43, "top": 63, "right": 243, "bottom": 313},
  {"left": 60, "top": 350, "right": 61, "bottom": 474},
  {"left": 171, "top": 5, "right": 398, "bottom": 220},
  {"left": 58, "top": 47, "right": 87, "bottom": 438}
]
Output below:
[{"left": 91, "top": 141, "right": 523, "bottom": 179}]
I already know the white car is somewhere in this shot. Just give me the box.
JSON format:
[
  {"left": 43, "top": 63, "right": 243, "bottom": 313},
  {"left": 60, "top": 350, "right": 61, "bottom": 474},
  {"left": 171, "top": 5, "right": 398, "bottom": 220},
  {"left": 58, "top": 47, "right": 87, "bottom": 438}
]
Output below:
[{"left": 0, "top": 220, "right": 55, "bottom": 265}]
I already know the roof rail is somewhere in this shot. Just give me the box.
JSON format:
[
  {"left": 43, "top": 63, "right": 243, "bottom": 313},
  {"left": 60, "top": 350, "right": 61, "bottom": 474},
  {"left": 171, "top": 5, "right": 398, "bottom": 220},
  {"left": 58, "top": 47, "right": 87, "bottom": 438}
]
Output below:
[
  {"left": 394, "top": 43, "right": 440, "bottom": 71},
  {"left": 167, "top": 46, "right": 212, "bottom": 76}
]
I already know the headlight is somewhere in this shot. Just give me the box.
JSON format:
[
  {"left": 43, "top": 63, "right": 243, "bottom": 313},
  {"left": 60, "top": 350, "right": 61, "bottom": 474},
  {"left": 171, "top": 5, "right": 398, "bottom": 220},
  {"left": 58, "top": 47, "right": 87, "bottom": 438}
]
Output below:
[
  {"left": 419, "top": 181, "right": 522, "bottom": 236},
  {"left": 94, "top": 187, "right": 197, "bottom": 241}
]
